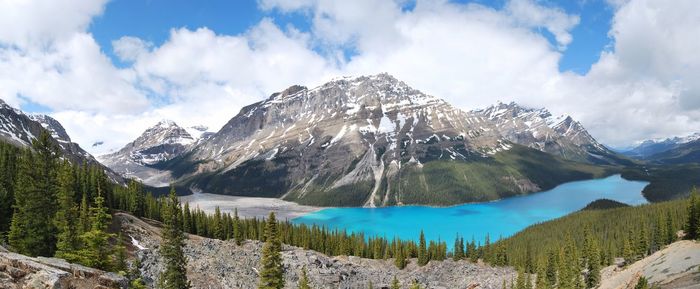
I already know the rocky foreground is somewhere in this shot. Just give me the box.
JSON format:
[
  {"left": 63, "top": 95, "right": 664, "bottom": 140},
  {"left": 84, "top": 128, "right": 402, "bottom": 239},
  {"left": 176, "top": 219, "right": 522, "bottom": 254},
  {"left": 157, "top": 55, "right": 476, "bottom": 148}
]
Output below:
[
  {"left": 0, "top": 245, "right": 127, "bottom": 289},
  {"left": 116, "top": 213, "right": 516, "bottom": 289}
]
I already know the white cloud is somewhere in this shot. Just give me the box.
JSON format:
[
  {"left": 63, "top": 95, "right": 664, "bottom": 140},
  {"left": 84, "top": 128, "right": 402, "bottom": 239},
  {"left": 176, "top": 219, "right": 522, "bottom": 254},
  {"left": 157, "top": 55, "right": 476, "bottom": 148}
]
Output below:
[
  {"left": 112, "top": 36, "right": 152, "bottom": 62},
  {"left": 0, "top": 0, "right": 108, "bottom": 48},
  {"left": 505, "top": 0, "right": 580, "bottom": 49},
  {"left": 1, "top": 0, "right": 699, "bottom": 154}
]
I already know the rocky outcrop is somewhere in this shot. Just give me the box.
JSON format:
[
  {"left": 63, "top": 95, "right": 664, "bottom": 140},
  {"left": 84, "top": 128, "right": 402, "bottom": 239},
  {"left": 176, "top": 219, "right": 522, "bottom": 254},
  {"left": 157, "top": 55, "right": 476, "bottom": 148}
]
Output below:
[
  {"left": 116, "top": 212, "right": 516, "bottom": 289},
  {"left": 599, "top": 240, "right": 700, "bottom": 289},
  {"left": 0, "top": 247, "right": 128, "bottom": 289}
]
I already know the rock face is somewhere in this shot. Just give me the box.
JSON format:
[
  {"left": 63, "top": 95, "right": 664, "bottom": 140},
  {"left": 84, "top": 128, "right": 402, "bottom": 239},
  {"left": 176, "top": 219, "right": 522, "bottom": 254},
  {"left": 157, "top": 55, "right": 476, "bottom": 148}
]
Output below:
[
  {"left": 115, "top": 213, "right": 516, "bottom": 289},
  {"left": 476, "top": 102, "right": 617, "bottom": 164},
  {"left": 599, "top": 240, "right": 700, "bottom": 289},
  {"left": 157, "top": 74, "right": 614, "bottom": 206},
  {"left": 99, "top": 120, "right": 197, "bottom": 186},
  {"left": 0, "top": 99, "right": 123, "bottom": 184},
  {"left": 0, "top": 247, "right": 128, "bottom": 289}
]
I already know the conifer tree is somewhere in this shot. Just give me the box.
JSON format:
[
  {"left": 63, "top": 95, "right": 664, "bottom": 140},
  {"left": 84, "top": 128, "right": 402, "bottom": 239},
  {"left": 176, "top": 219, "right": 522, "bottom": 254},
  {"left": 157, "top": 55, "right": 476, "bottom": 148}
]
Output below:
[
  {"left": 182, "top": 202, "right": 192, "bottom": 234},
  {"left": 259, "top": 212, "right": 284, "bottom": 289},
  {"left": 545, "top": 249, "right": 557, "bottom": 287},
  {"left": 454, "top": 235, "right": 464, "bottom": 261},
  {"left": 77, "top": 191, "right": 115, "bottom": 270},
  {"left": 79, "top": 190, "right": 90, "bottom": 233},
  {"left": 9, "top": 132, "right": 58, "bottom": 257},
  {"left": 55, "top": 160, "right": 79, "bottom": 260},
  {"left": 666, "top": 210, "right": 676, "bottom": 244},
  {"left": 234, "top": 208, "right": 244, "bottom": 245},
  {"left": 390, "top": 276, "right": 400, "bottom": 289},
  {"left": 114, "top": 233, "right": 128, "bottom": 273},
  {"left": 585, "top": 238, "right": 601, "bottom": 289},
  {"left": 158, "top": 187, "right": 191, "bottom": 289},
  {"left": 686, "top": 189, "right": 699, "bottom": 240},
  {"left": 394, "top": 239, "right": 407, "bottom": 269},
  {"left": 298, "top": 266, "right": 311, "bottom": 289},
  {"left": 515, "top": 268, "right": 527, "bottom": 289},
  {"left": 418, "top": 230, "right": 428, "bottom": 266},
  {"left": 213, "top": 206, "right": 225, "bottom": 240},
  {"left": 367, "top": 280, "right": 374, "bottom": 289}
]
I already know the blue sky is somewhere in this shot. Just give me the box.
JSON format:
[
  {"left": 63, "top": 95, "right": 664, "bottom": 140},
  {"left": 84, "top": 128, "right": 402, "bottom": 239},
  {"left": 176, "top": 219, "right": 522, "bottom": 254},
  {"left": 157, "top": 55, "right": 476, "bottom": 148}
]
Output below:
[
  {"left": 89, "top": 0, "right": 614, "bottom": 75},
  {"left": 3, "top": 0, "right": 698, "bottom": 152}
]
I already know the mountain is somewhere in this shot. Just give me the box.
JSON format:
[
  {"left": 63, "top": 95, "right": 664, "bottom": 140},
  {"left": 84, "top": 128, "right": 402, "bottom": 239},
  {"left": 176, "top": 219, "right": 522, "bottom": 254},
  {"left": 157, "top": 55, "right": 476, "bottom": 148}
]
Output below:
[
  {"left": 0, "top": 99, "right": 122, "bottom": 183},
  {"left": 623, "top": 133, "right": 700, "bottom": 159},
  {"left": 645, "top": 138, "right": 700, "bottom": 164},
  {"left": 156, "top": 73, "right": 612, "bottom": 207},
  {"left": 474, "top": 102, "right": 626, "bottom": 165},
  {"left": 99, "top": 120, "right": 197, "bottom": 186}
]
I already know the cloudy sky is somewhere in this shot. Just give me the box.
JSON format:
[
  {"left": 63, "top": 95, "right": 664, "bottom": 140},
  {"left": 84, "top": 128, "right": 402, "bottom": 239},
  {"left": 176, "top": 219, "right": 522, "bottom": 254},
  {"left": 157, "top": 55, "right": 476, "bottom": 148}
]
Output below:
[{"left": 0, "top": 0, "right": 698, "bottom": 154}]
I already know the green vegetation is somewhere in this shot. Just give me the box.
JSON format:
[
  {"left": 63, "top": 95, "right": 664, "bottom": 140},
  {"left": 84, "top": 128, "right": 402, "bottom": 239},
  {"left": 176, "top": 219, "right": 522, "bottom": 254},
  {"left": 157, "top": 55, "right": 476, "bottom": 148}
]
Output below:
[
  {"left": 158, "top": 187, "right": 191, "bottom": 289},
  {"left": 0, "top": 134, "right": 129, "bottom": 272},
  {"left": 581, "top": 198, "right": 630, "bottom": 210},
  {"left": 297, "top": 266, "right": 311, "bottom": 289},
  {"left": 621, "top": 163, "right": 700, "bottom": 201},
  {"left": 259, "top": 212, "right": 284, "bottom": 289},
  {"left": 384, "top": 145, "right": 609, "bottom": 206}
]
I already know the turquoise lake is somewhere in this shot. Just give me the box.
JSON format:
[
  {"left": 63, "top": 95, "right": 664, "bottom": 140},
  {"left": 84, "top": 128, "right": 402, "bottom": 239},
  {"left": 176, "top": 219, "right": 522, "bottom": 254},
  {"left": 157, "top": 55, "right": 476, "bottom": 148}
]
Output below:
[{"left": 292, "top": 174, "right": 649, "bottom": 247}]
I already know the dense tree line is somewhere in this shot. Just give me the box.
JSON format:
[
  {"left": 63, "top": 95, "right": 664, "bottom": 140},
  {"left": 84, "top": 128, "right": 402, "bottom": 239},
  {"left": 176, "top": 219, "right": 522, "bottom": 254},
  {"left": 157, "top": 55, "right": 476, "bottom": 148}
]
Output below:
[
  {"left": 0, "top": 133, "right": 126, "bottom": 273},
  {"left": 482, "top": 197, "right": 688, "bottom": 289},
  {"left": 1, "top": 136, "right": 697, "bottom": 289}
]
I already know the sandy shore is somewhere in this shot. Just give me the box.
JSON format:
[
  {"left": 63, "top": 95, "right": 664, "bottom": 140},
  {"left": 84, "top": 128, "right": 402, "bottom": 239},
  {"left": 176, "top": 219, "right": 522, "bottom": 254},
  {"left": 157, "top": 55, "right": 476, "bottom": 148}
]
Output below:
[{"left": 178, "top": 193, "right": 323, "bottom": 220}]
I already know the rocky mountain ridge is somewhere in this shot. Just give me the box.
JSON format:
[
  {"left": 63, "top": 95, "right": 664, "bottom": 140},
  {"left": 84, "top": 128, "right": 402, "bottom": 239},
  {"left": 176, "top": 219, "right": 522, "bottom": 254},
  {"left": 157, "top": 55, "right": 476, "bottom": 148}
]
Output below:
[
  {"left": 98, "top": 120, "right": 201, "bottom": 186},
  {"left": 144, "top": 73, "right": 616, "bottom": 207},
  {"left": 0, "top": 99, "right": 123, "bottom": 183},
  {"left": 624, "top": 132, "right": 700, "bottom": 160}
]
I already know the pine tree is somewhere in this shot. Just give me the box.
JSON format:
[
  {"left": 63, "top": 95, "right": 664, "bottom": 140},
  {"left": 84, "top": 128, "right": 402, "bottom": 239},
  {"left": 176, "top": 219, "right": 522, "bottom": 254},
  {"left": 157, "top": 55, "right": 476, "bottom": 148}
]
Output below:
[
  {"left": 182, "top": 202, "right": 192, "bottom": 234},
  {"left": 79, "top": 190, "right": 90, "bottom": 233},
  {"left": 409, "top": 279, "right": 423, "bottom": 289},
  {"left": 258, "top": 212, "right": 284, "bottom": 289},
  {"left": 158, "top": 187, "right": 191, "bottom": 289},
  {"left": 9, "top": 132, "right": 59, "bottom": 257},
  {"left": 545, "top": 249, "right": 557, "bottom": 288},
  {"left": 454, "top": 235, "right": 464, "bottom": 261},
  {"left": 54, "top": 160, "right": 79, "bottom": 261},
  {"left": 76, "top": 191, "right": 115, "bottom": 270},
  {"left": 394, "top": 239, "right": 407, "bottom": 269},
  {"left": 418, "top": 230, "right": 428, "bottom": 266},
  {"left": 234, "top": 208, "right": 244, "bottom": 245},
  {"left": 666, "top": 210, "right": 676, "bottom": 244},
  {"left": 368, "top": 280, "right": 374, "bottom": 289},
  {"left": 390, "top": 276, "right": 400, "bottom": 289},
  {"left": 297, "top": 266, "right": 311, "bottom": 289},
  {"left": 585, "top": 238, "right": 601, "bottom": 289},
  {"left": 213, "top": 206, "right": 225, "bottom": 240},
  {"left": 686, "top": 189, "right": 699, "bottom": 240},
  {"left": 114, "top": 233, "right": 128, "bottom": 273},
  {"left": 515, "top": 268, "right": 527, "bottom": 289}
]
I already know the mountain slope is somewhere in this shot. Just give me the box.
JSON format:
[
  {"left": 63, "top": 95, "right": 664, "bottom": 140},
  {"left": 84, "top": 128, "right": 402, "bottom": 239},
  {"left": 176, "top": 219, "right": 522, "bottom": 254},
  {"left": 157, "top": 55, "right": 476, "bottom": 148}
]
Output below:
[
  {"left": 0, "top": 99, "right": 122, "bottom": 183},
  {"left": 99, "top": 120, "right": 196, "bottom": 186},
  {"left": 646, "top": 138, "right": 700, "bottom": 164},
  {"left": 623, "top": 133, "right": 700, "bottom": 159},
  {"left": 158, "top": 74, "right": 613, "bottom": 206},
  {"left": 476, "top": 102, "right": 633, "bottom": 165}
]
